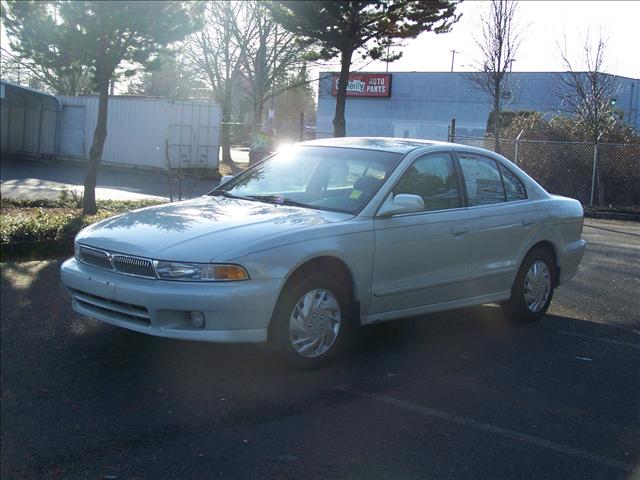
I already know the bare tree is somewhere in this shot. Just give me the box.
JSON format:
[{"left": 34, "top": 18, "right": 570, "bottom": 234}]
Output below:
[
  {"left": 182, "top": 1, "right": 244, "bottom": 164},
  {"left": 231, "top": 1, "right": 312, "bottom": 137},
  {"left": 557, "top": 31, "right": 620, "bottom": 205},
  {"left": 557, "top": 31, "right": 619, "bottom": 142},
  {"left": 182, "top": 1, "right": 313, "bottom": 162},
  {"left": 467, "top": 0, "right": 521, "bottom": 153}
]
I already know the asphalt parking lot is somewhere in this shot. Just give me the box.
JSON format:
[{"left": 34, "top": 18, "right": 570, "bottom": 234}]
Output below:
[{"left": 1, "top": 219, "right": 639, "bottom": 479}]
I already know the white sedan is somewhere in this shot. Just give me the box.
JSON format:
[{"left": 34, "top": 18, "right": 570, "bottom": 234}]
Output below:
[{"left": 61, "top": 137, "right": 586, "bottom": 366}]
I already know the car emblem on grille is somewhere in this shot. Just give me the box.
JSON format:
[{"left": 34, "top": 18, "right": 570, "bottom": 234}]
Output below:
[{"left": 107, "top": 253, "right": 115, "bottom": 269}]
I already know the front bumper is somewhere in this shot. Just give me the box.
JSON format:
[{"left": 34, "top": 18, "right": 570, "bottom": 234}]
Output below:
[{"left": 60, "top": 257, "right": 283, "bottom": 343}]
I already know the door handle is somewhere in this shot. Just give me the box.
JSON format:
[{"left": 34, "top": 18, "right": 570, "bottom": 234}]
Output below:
[{"left": 451, "top": 225, "right": 468, "bottom": 235}]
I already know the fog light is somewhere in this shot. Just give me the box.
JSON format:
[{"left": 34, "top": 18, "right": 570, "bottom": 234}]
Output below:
[{"left": 189, "top": 311, "right": 205, "bottom": 329}]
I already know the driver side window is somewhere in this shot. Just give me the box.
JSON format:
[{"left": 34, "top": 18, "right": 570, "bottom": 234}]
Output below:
[{"left": 393, "top": 152, "right": 462, "bottom": 212}]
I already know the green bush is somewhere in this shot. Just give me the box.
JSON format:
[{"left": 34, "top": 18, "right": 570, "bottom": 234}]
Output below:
[
  {"left": 1, "top": 193, "right": 166, "bottom": 259},
  {"left": 0, "top": 208, "right": 111, "bottom": 244}
]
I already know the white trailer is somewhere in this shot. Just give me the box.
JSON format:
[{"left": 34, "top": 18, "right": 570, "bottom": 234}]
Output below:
[{"left": 57, "top": 95, "right": 221, "bottom": 171}]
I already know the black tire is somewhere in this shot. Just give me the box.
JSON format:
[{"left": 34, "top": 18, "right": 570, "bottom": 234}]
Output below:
[
  {"left": 271, "top": 273, "right": 354, "bottom": 368},
  {"left": 501, "top": 248, "right": 556, "bottom": 322}
]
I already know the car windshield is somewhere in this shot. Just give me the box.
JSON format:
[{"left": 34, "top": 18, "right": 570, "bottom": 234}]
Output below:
[{"left": 212, "top": 146, "right": 404, "bottom": 214}]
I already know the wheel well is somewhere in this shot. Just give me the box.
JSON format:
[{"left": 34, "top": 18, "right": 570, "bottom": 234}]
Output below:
[
  {"left": 267, "top": 256, "right": 355, "bottom": 343},
  {"left": 283, "top": 256, "right": 354, "bottom": 299},
  {"left": 528, "top": 241, "right": 559, "bottom": 277}
]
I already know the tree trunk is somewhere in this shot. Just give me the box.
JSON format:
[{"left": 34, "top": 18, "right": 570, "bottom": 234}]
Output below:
[
  {"left": 82, "top": 80, "right": 109, "bottom": 214},
  {"left": 252, "top": 97, "right": 264, "bottom": 136},
  {"left": 493, "top": 84, "right": 501, "bottom": 154},
  {"left": 221, "top": 102, "right": 232, "bottom": 164},
  {"left": 333, "top": 48, "right": 354, "bottom": 138}
]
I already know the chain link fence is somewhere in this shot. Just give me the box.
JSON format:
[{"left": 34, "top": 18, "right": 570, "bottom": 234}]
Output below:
[
  {"left": 234, "top": 121, "right": 639, "bottom": 207},
  {"left": 454, "top": 136, "right": 640, "bottom": 207}
]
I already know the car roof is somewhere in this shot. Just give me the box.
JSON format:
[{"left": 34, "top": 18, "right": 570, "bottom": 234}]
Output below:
[{"left": 299, "top": 136, "right": 442, "bottom": 154}]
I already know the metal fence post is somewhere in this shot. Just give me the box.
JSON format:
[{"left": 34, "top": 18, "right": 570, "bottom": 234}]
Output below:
[
  {"left": 590, "top": 140, "right": 598, "bottom": 206},
  {"left": 514, "top": 129, "right": 524, "bottom": 165},
  {"left": 590, "top": 133, "right": 603, "bottom": 206}
]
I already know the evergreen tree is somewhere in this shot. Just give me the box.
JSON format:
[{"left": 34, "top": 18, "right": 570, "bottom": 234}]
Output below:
[
  {"left": 3, "top": 1, "right": 202, "bottom": 213},
  {"left": 270, "top": 1, "right": 460, "bottom": 137}
]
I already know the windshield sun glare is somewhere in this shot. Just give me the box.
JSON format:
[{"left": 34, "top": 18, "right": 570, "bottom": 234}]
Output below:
[{"left": 215, "top": 146, "right": 403, "bottom": 214}]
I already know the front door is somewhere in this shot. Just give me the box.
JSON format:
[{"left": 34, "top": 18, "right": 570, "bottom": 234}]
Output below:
[{"left": 370, "top": 151, "right": 471, "bottom": 316}]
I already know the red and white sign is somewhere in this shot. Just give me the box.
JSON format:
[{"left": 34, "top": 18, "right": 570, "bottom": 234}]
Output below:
[{"left": 331, "top": 73, "right": 392, "bottom": 97}]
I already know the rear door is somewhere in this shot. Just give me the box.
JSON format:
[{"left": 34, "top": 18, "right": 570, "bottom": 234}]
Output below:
[
  {"left": 370, "top": 151, "right": 471, "bottom": 315},
  {"left": 455, "top": 151, "right": 533, "bottom": 297}
]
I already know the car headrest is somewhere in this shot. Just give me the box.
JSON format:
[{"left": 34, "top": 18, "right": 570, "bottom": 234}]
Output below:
[{"left": 353, "top": 175, "right": 382, "bottom": 195}]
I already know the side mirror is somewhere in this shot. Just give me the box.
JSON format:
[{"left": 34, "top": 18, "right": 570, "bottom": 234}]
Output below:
[
  {"left": 220, "top": 175, "right": 234, "bottom": 185},
  {"left": 377, "top": 194, "right": 425, "bottom": 218}
]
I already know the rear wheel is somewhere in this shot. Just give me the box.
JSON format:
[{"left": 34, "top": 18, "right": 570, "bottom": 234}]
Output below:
[
  {"left": 502, "top": 249, "right": 555, "bottom": 322},
  {"left": 272, "top": 273, "right": 353, "bottom": 368}
]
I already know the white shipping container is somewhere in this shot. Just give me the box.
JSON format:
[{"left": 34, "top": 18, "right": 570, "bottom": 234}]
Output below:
[{"left": 58, "top": 96, "right": 221, "bottom": 170}]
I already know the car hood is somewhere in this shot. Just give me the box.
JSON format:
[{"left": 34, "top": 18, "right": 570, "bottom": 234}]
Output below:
[{"left": 76, "top": 196, "right": 352, "bottom": 262}]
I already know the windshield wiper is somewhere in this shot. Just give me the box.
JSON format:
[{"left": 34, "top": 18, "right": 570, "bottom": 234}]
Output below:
[
  {"left": 210, "top": 191, "right": 245, "bottom": 199},
  {"left": 244, "top": 195, "right": 314, "bottom": 209}
]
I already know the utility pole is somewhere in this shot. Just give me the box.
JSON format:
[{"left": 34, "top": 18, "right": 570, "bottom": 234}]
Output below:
[
  {"left": 386, "top": 42, "right": 390, "bottom": 73},
  {"left": 450, "top": 49, "right": 459, "bottom": 72}
]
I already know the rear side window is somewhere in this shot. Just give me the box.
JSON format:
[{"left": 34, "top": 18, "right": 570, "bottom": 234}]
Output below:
[
  {"left": 458, "top": 153, "right": 505, "bottom": 206},
  {"left": 394, "top": 152, "right": 461, "bottom": 212},
  {"left": 499, "top": 164, "right": 527, "bottom": 201}
]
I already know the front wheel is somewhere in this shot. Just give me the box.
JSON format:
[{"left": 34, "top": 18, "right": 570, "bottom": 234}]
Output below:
[
  {"left": 501, "top": 249, "right": 556, "bottom": 322},
  {"left": 271, "top": 273, "right": 353, "bottom": 368}
]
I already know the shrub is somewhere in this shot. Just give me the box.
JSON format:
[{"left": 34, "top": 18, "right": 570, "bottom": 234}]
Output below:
[{"left": 1, "top": 194, "right": 166, "bottom": 258}]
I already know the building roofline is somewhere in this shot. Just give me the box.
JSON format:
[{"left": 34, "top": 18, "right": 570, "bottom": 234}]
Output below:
[
  {"left": 319, "top": 71, "right": 640, "bottom": 81},
  {"left": 0, "top": 79, "right": 62, "bottom": 109},
  {"left": 57, "top": 94, "right": 218, "bottom": 104}
]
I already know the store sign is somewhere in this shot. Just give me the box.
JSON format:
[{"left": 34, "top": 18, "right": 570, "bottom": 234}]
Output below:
[{"left": 331, "top": 73, "right": 392, "bottom": 97}]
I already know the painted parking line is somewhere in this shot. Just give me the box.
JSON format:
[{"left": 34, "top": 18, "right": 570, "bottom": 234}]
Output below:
[
  {"left": 557, "top": 331, "right": 640, "bottom": 350},
  {"left": 336, "top": 386, "right": 635, "bottom": 473}
]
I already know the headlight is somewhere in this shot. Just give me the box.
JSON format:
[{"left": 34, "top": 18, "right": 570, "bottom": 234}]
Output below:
[
  {"left": 74, "top": 242, "right": 81, "bottom": 260},
  {"left": 153, "top": 261, "right": 249, "bottom": 282}
]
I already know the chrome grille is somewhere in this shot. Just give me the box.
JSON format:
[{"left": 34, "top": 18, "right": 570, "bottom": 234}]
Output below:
[
  {"left": 78, "top": 246, "right": 112, "bottom": 270},
  {"left": 77, "top": 245, "right": 156, "bottom": 279},
  {"left": 112, "top": 255, "right": 156, "bottom": 277}
]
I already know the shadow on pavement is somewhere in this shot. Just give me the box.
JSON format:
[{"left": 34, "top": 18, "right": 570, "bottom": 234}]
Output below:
[{"left": 2, "top": 259, "right": 638, "bottom": 479}]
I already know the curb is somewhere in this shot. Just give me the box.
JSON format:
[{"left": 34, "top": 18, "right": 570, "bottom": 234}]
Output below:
[{"left": 584, "top": 211, "right": 639, "bottom": 222}]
